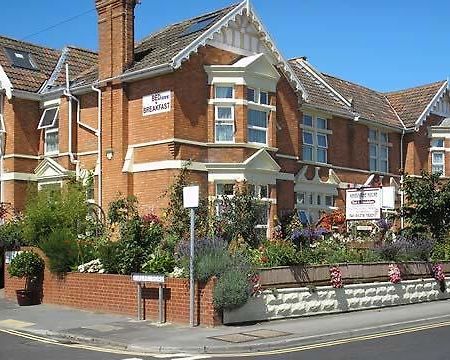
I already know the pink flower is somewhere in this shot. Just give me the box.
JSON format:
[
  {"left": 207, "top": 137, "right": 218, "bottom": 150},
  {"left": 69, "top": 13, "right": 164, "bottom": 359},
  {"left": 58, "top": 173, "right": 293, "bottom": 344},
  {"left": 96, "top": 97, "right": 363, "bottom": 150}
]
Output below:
[
  {"left": 432, "top": 263, "right": 445, "bottom": 282},
  {"left": 388, "top": 264, "right": 401, "bottom": 284},
  {"left": 329, "top": 266, "right": 343, "bottom": 288}
]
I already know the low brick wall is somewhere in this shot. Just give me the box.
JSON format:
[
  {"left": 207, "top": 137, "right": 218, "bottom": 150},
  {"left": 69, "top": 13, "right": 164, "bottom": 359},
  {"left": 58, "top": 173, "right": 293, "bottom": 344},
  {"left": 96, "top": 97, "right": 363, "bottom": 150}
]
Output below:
[
  {"left": 4, "top": 249, "right": 220, "bottom": 327},
  {"left": 224, "top": 278, "right": 450, "bottom": 324}
]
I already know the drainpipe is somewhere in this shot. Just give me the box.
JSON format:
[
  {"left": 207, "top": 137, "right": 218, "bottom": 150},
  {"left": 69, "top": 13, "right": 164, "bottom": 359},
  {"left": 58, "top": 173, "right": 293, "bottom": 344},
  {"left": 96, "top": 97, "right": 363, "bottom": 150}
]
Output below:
[
  {"left": 400, "top": 128, "right": 405, "bottom": 229},
  {"left": 0, "top": 93, "right": 4, "bottom": 205},
  {"left": 64, "top": 64, "right": 80, "bottom": 179},
  {"left": 92, "top": 84, "right": 102, "bottom": 209}
]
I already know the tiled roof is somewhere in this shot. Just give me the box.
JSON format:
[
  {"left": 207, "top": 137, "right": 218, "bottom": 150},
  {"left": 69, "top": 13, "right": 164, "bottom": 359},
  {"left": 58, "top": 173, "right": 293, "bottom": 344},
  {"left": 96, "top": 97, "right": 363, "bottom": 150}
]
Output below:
[
  {"left": 322, "top": 73, "right": 403, "bottom": 128},
  {"left": 0, "top": 35, "right": 60, "bottom": 92},
  {"left": 385, "top": 81, "right": 446, "bottom": 128},
  {"left": 288, "top": 59, "right": 353, "bottom": 117}
]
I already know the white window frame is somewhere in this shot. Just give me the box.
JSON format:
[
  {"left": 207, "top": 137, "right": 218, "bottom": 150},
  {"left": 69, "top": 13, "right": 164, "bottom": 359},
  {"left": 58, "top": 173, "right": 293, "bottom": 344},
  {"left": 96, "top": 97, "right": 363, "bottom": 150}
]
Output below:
[
  {"left": 296, "top": 191, "right": 335, "bottom": 224},
  {"left": 214, "top": 85, "right": 234, "bottom": 99},
  {"left": 368, "top": 128, "right": 389, "bottom": 173},
  {"left": 301, "top": 114, "right": 329, "bottom": 164},
  {"left": 38, "top": 180, "right": 63, "bottom": 191},
  {"left": 247, "top": 108, "right": 268, "bottom": 145},
  {"left": 44, "top": 128, "right": 59, "bottom": 155},
  {"left": 38, "top": 106, "right": 59, "bottom": 130},
  {"left": 430, "top": 138, "right": 445, "bottom": 176},
  {"left": 214, "top": 105, "right": 235, "bottom": 143},
  {"left": 247, "top": 88, "right": 270, "bottom": 106}
]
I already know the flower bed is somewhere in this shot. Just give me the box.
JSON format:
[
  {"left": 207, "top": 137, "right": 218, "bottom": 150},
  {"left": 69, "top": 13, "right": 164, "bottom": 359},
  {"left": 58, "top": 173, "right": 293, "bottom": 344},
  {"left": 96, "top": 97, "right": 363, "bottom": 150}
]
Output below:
[{"left": 4, "top": 248, "right": 220, "bottom": 327}]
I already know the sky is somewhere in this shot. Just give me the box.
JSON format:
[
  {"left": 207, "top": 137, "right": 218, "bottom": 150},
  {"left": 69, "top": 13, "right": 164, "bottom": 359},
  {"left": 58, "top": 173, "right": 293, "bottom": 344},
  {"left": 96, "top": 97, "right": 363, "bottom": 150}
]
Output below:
[{"left": 1, "top": 0, "right": 449, "bottom": 92}]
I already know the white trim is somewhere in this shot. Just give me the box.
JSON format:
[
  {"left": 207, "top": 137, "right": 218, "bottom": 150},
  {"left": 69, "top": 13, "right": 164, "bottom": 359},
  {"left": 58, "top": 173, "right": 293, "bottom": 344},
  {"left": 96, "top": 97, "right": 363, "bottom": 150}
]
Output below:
[
  {"left": 38, "top": 107, "right": 59, "bottom": 129},
  {"left": 37, "top": 180, "right": 63, "bottom": 190},
  {"left": 215, "top": 105, "right": 235, "bottom": 143},
  {"left": 171, "top": 1, "right": 308, "bottom": 99},
  {"left": 44, "top": 128, "right": 59, "bottom": 155},
  {"left": 3, "top": 154, "right": 40, "bottom": 160},
  {"left": 298, "top": 160, "right": 400, "bottom": 178},
  {"left": 208, "top": 98, "right": 276, "bottom": 112},
  {"left": 40, "top": 98, "right": 61, "bottom": 109},
  {"left": 130, "top": 160, "right": 207, "bottom": 173},
  {"left": 276, "top": 172, "right": 295, "bottom": 181},
  {"left": 276, "top": 153, "right": 299, "bottom": 160},
  {"left": 415, "top": 81, "right": 448, "bottom": 128},
  {"left": 10, "top": 89, "right": 41, "bottom": 101},
  {"left": 40, "top": 47, "right": 70, "bottom": 94},
  {"left": 0, "top": 64, "right": 12, "bottom": 99},
  {"left": 1, "top": 172, "right": 36, "bottom": 181}
]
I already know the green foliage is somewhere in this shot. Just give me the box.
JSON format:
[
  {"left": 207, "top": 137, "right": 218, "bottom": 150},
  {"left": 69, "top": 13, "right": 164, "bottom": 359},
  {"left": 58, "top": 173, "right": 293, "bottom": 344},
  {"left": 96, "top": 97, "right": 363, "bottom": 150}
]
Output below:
[
  {"left": 22, "top": 182, "right": 89, "bottom": 246},
  {"left": 97, "top": 241, "right": 121, "bottom": 274},
  {"left": 142, "top": 247, "right": 176, "bottom": 274},
  {"left": 76, "top": 235, "right": 109, "bottom": 265},
  {"left": 195, "top": 249, "right": 234, "bottom": 282},
  {"left": 8, "top": 251, "right": 44, "bottom": 290},
  {"left": 256, "top": 240, "right": 300, "bottom": 267},
  {"left": 40, "top": 228, "right": 78, "bottom": 274},
  {"left": 402, "top": 171, "right": 450, "bottom": 241},
  {"left": 216, "top": 182, "right": 267, "bottom": 247},
  {"left": 213, "top": 270, "right": 251, "bottom": 310},
  {"left": 0, "top": 218, "right": 24, "bottom": 250},
  {"left": 107, "top": 195, "right": 138, "bottom": 224},
  {"left": 432, "top": 238, "right": 450, "bottom": 261}
]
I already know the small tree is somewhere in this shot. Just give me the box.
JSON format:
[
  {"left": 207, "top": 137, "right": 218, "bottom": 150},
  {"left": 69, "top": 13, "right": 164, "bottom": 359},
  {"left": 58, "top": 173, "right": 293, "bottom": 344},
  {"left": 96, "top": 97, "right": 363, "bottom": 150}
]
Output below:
[
  {"left": 8, "top": 251, "right": 44, "bottom": 291},
  {"left": 402, "top": 171, "right": 450, "bottom": 242}
]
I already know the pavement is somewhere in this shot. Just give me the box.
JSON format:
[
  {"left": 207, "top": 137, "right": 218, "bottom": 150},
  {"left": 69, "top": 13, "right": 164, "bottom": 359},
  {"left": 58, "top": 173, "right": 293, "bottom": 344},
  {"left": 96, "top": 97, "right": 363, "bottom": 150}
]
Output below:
[{"left": 1, "top": 288, "right": 450, "bottom": 355}]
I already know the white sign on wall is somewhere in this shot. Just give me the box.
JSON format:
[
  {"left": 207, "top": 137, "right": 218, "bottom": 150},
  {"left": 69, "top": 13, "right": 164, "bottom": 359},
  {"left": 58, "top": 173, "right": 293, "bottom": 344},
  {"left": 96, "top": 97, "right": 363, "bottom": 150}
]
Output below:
[
  {"left": 345, "top": 187, "right": 382, "bottom": 220},
  {"left": 183, "top": 186, "right": 199, "bottom": 208},
  {"left": 142, "top": 90, "right": 171, "bottom": 116},
  {"left": 382, "top": 186, "right": 396, "bottom": 209}
]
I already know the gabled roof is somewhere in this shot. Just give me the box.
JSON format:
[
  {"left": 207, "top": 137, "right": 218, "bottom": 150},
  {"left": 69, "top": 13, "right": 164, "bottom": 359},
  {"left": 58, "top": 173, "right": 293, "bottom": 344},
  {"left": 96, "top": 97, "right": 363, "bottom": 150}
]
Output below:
[
  {"left": 385, "top": 80, "right": 447, "bottom": 128},
  {"left": 289, "top": 58, "right": 354, "bottom": 117},
  {"left": 322, "top": 73, "right": 403, "bottom": 128},
  {"left": 0, "top": 35, "right": 60, "bottom": 93}
]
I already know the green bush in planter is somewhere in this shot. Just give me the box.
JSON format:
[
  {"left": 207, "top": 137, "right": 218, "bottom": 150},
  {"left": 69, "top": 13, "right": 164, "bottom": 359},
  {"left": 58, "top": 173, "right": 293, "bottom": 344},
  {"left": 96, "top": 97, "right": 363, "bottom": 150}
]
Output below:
[
  {"left": 213, "top": 270, "right": 251, "bottom": 311},
  {"left": 8, "top": 251, "right": 44, "bottom": 290}
]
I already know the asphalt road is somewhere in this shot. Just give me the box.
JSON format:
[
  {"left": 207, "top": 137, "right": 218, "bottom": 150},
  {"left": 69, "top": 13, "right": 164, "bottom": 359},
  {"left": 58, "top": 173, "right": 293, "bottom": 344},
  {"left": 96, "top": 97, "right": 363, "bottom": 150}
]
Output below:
[{"left": 2, "top": 322, "right": 450, "bottom": 360}]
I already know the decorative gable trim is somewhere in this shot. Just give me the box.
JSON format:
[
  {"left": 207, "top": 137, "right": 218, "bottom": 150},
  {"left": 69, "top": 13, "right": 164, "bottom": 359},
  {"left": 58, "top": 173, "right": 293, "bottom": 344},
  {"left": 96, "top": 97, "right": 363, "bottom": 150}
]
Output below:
[
  {"left": 415, "top": 80, "right": 449, "bottom": 129},
  {"left": 0, "top": 64, "right": 12, "bottom": 99},
  {"left": 39, "top": 47, "right": 70, "bottom": 94},
  {"left": 35, "top": 157, "right": 70, "bottom": 180},
  {"left": 243, "top": 148, "right": 281, "bottom": 172},
  {"left": 171, "top": 0, "right": 308, "bottom": 100}
]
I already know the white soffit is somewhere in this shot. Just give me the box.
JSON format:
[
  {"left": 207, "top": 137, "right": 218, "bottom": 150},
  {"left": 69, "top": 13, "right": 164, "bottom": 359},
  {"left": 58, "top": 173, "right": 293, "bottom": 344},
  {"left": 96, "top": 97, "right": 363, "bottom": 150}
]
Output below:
[
  {"left": 415, "top": 81, "right": 449, "bottom": 129},
  {"left": 0, "top": 64, "right": 12, "bottom": 99}
]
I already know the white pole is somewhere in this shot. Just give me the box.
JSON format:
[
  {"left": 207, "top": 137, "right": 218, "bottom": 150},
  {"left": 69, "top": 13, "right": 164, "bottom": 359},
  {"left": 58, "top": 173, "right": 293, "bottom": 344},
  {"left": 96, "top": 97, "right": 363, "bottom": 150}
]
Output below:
[{"left": 189, "top": 207, "right": 195, "bottom": 327}]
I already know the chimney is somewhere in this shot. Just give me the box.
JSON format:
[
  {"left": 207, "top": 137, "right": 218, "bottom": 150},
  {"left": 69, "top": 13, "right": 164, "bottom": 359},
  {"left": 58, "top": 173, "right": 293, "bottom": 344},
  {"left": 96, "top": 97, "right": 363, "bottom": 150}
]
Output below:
[{"left": 95, "top": 0, "right": 137, "bottom": 79}]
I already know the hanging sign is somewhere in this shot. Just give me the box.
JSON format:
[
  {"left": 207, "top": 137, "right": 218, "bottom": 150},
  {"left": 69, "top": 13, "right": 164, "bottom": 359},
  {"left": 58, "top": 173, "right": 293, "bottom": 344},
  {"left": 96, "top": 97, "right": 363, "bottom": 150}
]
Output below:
[
  {"left": 142, "top": 91, "right": 171, "bottom": 116},
  {"left": 345, "top": 187, "right": 382, "bottom": 220}
]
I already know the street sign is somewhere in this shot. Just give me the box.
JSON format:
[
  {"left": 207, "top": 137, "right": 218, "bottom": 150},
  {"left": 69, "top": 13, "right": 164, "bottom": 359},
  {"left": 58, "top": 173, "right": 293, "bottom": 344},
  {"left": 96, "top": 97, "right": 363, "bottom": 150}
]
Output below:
[
  {"left": 131, "top": 273, "right": 165, "bottom": 323},
  {"left": 131, "top": 273, "right": 165, "bottom": 283},
  {"left": 183, "top": 186, "right": 199, "bottom": 208}
]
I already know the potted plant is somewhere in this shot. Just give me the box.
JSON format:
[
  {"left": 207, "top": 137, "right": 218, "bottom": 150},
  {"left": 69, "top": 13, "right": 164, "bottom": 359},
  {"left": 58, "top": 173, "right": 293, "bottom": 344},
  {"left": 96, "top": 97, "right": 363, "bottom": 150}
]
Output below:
[{"left": 8, "top": 251, "right": 44, "bottom": 306}]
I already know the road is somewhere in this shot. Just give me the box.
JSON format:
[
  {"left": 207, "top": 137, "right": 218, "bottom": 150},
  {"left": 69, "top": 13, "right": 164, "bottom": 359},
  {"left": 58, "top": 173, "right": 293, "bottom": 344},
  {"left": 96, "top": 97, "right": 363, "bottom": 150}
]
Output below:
[{"left": 1, "top": 322, "right": 450, "bottom": 360}]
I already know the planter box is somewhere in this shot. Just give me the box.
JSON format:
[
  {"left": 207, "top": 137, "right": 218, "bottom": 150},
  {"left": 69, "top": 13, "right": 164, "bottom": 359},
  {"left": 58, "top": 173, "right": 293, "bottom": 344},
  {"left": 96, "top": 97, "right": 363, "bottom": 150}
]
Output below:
[{"left": 259, "top": 261, "right": 450, "bottom": 288}]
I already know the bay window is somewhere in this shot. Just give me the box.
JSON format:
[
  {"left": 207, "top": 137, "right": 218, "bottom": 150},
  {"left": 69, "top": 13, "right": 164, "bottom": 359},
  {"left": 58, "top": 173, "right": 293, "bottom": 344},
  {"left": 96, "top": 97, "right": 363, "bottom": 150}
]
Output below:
[
  {"left": 215, "top": 85, "right": 233, "bottom": 99},
  {"left": 248, "top": 109, "right": 268, "bottom": 144},
  {"left": 215, "top": 106, "right": 234, "bottom": 143}
]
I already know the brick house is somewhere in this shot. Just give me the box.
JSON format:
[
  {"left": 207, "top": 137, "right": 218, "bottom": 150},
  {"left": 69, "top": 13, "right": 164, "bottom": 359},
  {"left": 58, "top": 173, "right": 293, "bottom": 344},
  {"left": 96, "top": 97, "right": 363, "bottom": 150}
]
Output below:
[{"left": 0, "top": 0, "right": 449, "bottom": 228}]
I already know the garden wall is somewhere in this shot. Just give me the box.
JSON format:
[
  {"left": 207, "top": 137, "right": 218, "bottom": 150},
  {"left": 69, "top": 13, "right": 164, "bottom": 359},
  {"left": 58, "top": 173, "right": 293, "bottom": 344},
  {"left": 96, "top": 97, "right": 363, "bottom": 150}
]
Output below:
[
  {"left": 4, "top": 249, "right": 220, "bottom": 327},
  {"left": 224, "top": 278, "right": 450, "bottom": 324}
]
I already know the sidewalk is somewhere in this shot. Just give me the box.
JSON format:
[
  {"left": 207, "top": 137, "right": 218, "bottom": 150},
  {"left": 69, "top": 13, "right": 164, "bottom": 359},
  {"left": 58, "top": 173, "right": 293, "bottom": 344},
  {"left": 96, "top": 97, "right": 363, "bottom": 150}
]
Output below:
[{"left": 0, "top": 292, "right": 450, "bottom": 354}]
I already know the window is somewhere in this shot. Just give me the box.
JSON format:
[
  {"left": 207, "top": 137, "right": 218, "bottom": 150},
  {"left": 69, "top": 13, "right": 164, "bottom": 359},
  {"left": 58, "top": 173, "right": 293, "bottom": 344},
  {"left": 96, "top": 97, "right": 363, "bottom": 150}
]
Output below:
[
  {"left": 38, "top": 107, "right": 59, "bottom": 129},
  {"left": 181, "top": 15, "right": 218, "bottom": 36},
  {"left": 216, "top": 183, "right": 234, "bottom": 196},
  {"left": 4, "top": 47, "right": 38, "bottom": 70},
  {"left": 301, "top": 114, "right": 328, "bottom": 163},
  {"left": 260, "top": 91, "right": 269, "bottom": 105},
  {"left": 215, "top": 106, "right": 234, "bottom": 143},
  {"left": 296, "top": 191, "right": 335, "bottom": 224},
  {"left": 247, "top": 88, "right": 256, "bottom": 102},
  {"left": 368, "top": 128, "right": 389, "bottom": 173},
  {"left": 248, "top": 109, "right": 268, "bottom": 144},
  {"left": 431, "top": 138, "right": 445, "bottom": 175},
  {"left": 215, "top": 85, "right": 233, "bottom": 99},
  {"left": 45, "top": 128, "right": 59, "bottom": 154},
  {"left": 247, "top": 88, "right": 269, "bottom": 105}
]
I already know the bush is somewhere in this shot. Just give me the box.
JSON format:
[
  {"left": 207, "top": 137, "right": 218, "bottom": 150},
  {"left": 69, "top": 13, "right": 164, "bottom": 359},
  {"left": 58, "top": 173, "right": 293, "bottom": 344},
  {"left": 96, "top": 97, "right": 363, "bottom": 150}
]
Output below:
[
  {"left": 213, "top": 270, "right": 251, "bottom": 310},
  {"left": 40, "top": 228, "right": 78, "bottom": 274},
  {"left": 142, "top": 248, "right": 176, "bottom": 275},
  {"left": 22, "top": 183, "right": 89, "bottom": 246},
  {"left": 195, "top": 249, "right": 233, "bottom": 282},
  {"left": 378, "top": 236, "right": 435, "bottom": 262},
  {"left": 0, "top": 218, "right": 24, "bottom": 250},
  {"left": 8, "top": 251, "right": 44, "bottom": 290},
  {"left": 97, "top": 241, "right": 121, "bottom": 274},
  {"left": 432, "top": 239, "right": 450, "bottom": 261},
  {"left": 256, "top": 240, "right": 299, "bottom": 267}
]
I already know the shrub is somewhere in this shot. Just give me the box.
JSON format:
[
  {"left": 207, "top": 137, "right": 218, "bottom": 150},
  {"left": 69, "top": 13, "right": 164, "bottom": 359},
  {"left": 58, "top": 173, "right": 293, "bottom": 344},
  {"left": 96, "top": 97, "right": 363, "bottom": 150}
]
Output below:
[
  {"left": 22, "top": 183, "right": 89, "bottom": 246},
  {"left": 432, "top": 239, "right": 450, "bottom": 261},
  {"left": 195, "top": 249, "right": 233, "bottom": 282},
  {"left": 142, "top": 248, "right": 176, "bottom": 275},
  {"left": 97, "top": 241, "right": 121, "bottom": 274},
  {"left": 378, "top": 236, "right": 435, "bottom": 262},
  {"left": 8, "top": 251, "right": 44, "bottom": 290},
  {"left": 257, "top": 240, "right": 299, "bottom": 267},
  {"left": 0, "top": 218, "right": 24, "bottom": 250},
  {"left": 40, "top": 228, "right": 78, "bottom": 274},
  {"left": 213, "top": 270, "right": 251, "bottom": 310}
]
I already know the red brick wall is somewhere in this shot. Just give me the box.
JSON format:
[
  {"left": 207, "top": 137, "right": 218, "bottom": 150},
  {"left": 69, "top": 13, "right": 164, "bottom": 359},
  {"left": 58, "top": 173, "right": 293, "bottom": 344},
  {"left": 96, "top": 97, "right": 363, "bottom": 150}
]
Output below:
[{"left": 4, "top": 248, "right": 220, "bottom": 327}]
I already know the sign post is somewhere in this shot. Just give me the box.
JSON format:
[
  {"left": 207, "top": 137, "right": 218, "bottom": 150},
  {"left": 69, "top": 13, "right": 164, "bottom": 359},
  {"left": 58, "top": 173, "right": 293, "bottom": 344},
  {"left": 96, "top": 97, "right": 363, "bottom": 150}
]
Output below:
[
  {"left": 345, "top": 187, "right": 382, "bottom": 220},
  {"left": 131, "top": 273, "right": 165, "bottom": 322},
  {"left": 183, "top": 185, "right": 199, "bottom": 327}
]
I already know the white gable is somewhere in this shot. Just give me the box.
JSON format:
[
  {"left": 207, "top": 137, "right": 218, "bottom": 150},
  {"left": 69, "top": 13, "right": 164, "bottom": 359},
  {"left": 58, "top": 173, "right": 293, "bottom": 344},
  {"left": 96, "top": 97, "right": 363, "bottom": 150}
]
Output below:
[
  {"left": 431, "top": 92, "right": 450, "bottom": 118},
  {"left": 34, "top": 157, "right": 69, "bottom": 180},
  {"left": 244, "top": 148, "right": 281, "bottom": 172}
]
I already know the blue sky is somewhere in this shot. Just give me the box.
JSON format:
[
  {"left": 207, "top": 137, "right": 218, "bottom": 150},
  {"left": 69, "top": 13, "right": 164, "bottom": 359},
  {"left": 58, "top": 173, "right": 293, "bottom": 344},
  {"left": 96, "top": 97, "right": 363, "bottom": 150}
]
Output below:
[{"left": 2, "top": 0, "right": 449, "bottom": 92}]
